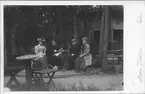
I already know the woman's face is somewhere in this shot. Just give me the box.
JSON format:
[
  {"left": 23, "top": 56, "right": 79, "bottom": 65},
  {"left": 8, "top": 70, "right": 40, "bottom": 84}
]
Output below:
[
  {"left": 82, "top": 40, "right": 86, "bottom": 44},
  {"left": 39, "top": 41, "right": 43, "bottom": 45},
  {"left": 72, "top": 41, "right": 76, "bottom": 45},
  {"left": 52, "top": 41, "right": 56, "bottom": 46}
]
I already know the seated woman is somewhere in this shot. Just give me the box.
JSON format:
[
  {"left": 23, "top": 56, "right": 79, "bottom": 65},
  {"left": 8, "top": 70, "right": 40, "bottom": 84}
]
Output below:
[
  {"left": 67, "top": 39, "right": 80, "bottom": 70},
  {"left": 32, "top": 38, "right": 48, "bottom": 69},
  {"left": 48, "top": 40, "right": 62, "bottom": 66},
  {"left": 75, "top": 37, "right": 92, "bottom": 72}
]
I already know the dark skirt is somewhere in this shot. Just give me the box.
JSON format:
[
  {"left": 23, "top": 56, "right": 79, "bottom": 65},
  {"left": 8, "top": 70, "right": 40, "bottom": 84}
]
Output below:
[
  {"left": 67, "top": 55, "right": 77, "bottom": 70},
  {"left": 48, "top": 55, "right": 61, "bottom": 66},
  {"left": 75, "top": 56, "right": 85, "bottom": 72},
  {"left": 32, "top": 55, "right": 48, "bottom": 69}
]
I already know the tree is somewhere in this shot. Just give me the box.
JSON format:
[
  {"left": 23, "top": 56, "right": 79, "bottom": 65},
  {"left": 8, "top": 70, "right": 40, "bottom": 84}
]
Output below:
[
  {"left": 101, "top": 6, "right": 111, "bottom": 71},
  {"left": 98, "top": 5, "right": 123, "bottom": 71}
]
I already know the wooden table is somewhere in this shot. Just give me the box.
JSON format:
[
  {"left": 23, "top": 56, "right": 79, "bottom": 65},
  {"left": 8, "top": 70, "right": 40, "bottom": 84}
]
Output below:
[{"left": 16, "top": 54, "right": 39, "bottom": 87}]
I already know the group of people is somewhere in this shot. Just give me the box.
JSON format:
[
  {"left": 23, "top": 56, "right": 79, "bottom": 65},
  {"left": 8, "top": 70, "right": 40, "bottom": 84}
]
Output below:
[{"left": 33, "top": 37, "right": 92, "bottom": 72}]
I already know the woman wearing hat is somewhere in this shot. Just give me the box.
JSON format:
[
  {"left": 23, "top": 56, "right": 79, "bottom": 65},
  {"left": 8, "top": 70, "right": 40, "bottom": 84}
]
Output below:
[
  {"left": 32, "top": 38, "right": 48, "bottom": 69},
  {"left": 75, "top": 37, "right": 92, "bottom": 72}
]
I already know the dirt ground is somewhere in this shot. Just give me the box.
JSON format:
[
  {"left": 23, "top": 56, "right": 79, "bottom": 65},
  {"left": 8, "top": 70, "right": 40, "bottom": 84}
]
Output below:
[{"left": 4, "top": 69, "right": 123, "bottom": 91}]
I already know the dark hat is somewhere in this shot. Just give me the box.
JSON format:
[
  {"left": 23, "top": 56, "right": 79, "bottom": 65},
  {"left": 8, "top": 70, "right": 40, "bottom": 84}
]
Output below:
[
  {"left": 37, "top": 38, "right": 45, "bottom": 42},
  {"left": 82, "top": 37, "right": 88, "bottom": 41},
  {"left": 52, "top": 40, "right": 56, "bottom": 42},
  {"left": 71, "top": 38, "right": 76, "bottom": 42}
]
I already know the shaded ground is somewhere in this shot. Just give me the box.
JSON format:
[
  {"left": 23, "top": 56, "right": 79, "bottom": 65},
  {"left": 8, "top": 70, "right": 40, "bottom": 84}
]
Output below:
[{"left": 4, "top": 69, "right": 123, "bottom": 91}]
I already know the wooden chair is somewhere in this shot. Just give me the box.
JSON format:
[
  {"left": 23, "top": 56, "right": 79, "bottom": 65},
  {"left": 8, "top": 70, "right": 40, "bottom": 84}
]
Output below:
[
  {"left": 30, "top": 46, "right": 58, "bottom": 88},
  {"left": 31, "top": 57, "right": 57, "bottom": 88},
  {"left": 5, "top": 66, "right": 23, "bottom": 87},
  {"left": 5, "top": 59, "right": 24, "bottom": 87},
  {"left": 32, "top": 67, "right": 57, "bottom": 89}
]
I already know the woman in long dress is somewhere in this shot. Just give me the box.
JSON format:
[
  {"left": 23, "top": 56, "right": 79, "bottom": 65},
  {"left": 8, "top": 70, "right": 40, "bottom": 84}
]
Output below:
[
  {"left": 49, "top": 40, "right": 62, "bottom": 66},
  {"left": 32, "top": 38, "right": 48, "bottom": 69},
  {"left": 75, "top": 37, "right": 92, "bottom": 72}
]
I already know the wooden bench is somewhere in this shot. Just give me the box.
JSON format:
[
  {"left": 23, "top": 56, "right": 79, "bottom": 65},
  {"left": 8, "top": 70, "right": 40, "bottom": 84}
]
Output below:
[
  {"left": 107, "top": 54, "right": 123, "bottom": 65},
  {"left": 107, "top": 50, "right": 123, "bottom": 65}
]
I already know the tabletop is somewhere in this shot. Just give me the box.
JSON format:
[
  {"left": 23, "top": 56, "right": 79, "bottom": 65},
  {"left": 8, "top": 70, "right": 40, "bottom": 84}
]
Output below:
[{"left": 16, "top": 54, "right": 39, "bottom": 60}]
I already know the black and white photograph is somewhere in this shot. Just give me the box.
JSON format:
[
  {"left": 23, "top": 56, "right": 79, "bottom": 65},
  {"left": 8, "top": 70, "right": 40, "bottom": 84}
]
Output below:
[
  {"left": 3, "top": 4, "right": 124, "bottom": 91},
  {"left": 1, "top": 1, "right": 144, "bottom": 93}
]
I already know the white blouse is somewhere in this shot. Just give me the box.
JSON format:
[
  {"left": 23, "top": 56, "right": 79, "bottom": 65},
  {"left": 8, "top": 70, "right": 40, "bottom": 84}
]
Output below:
[{"left": 34, "top": 44, "right": 46, "bottom": 56}]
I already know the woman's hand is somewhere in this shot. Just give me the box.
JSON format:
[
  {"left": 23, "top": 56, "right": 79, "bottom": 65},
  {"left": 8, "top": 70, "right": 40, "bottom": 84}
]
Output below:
[
  {"left": 43, "top": 53, "right": 46, "bottom": 55},
  {"left": 80, "top": 54, "right": 83, "bottom": 57},
  {"left": 59, "top": 48, "right": 63, "bottom": 52},
  {"left": 38, "top": 53, "right": 45, "bottom": 57}
]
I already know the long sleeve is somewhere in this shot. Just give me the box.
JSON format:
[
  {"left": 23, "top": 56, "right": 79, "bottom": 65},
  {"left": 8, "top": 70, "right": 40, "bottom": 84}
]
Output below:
[
  {"left": 84, "top": 44, "right": 90, "bottom": 55},
  {"left": 34, "top": 45, "right": 46, "bottom": 55},
  {"left": 81, "top": 44, "right": 90, "bottom": 57},
  {"left": 42, "top": 46, "right": 46, "bottom": 54},
  {"left": 34, "top": 46, "right": 39, "bottom": 54},
  {"left": 44, "top": 46, "right": 46, "bottom": 53}
]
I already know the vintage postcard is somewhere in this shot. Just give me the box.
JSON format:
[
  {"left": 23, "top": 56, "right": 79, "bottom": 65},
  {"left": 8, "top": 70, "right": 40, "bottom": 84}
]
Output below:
[{"left": 0, "top": 1, "right": 145, "bottom": 94}]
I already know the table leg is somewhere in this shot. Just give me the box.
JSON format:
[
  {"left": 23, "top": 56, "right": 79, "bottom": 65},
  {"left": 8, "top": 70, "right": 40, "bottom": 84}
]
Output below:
[{"left": 24, "top": 60, "right": 32, "bottom": 88}]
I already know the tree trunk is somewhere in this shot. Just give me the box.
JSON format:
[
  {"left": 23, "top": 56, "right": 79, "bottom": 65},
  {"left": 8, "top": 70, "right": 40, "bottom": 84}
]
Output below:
[
  {"left": 84, "top": 19, "right": 87, "bottom": 36},
  {"left": 4, "top": 19, "right": 7, "bottom": 69},
  {"left": 73, "top": 16, "right": 78, "bottom": 43},
  {"left": 108, "top": 8, "right": 113, "bottom": 42},
  {"left": 59, "top": 8, "right": 63, "bottom": 36},
  {"left": 85, "top": 19, "right": 89, "bottom": 38},
  {"left": 110, "top": 19, "right": 113, "bottom": 41},
  {"left": 53, "top": 26, "right": 56, "bottom": 39},
  {"left": 11, "top": 24, "right": 17, "bottom": 55},
  {"left": 102, "top": 6, "right": 111, "bottom": 72},
  {"left": 81, "top": 20, "right": 85, "bottom": 37},
  {"left": 99, "top": 11, "right": 105, "bottom": 62}
]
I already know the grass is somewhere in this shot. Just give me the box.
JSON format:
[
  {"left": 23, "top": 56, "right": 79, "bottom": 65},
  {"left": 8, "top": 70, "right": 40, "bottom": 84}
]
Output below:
[
  {"left": 5, "top": 68, "right": 122, "bottom": 91},
  {"left": 53, "top": 81, "right": 117, "bottom": 91},
  {"left": 6, "top": 80, "right": 121, "bottom": 91}
]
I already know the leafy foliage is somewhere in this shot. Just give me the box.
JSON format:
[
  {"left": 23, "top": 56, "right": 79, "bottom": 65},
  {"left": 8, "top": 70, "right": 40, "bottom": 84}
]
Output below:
[{"left": 4, "top": 5, "right": 123, "bottom": 53}]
